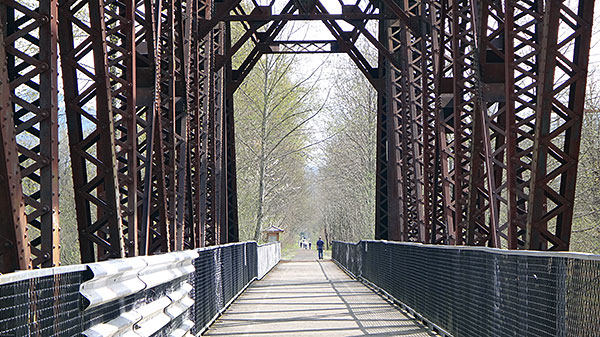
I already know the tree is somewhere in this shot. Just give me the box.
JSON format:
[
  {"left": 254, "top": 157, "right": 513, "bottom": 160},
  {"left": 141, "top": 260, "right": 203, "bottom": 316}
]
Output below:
[
  {"left": 571, "top": 75, "right": 600, "bottom": 253},
  {"left": 316, "top": 54, "right": 377, "bottom": 244},
  {"left": 234, "top": 51, "right": 325, "bottom": 243}
]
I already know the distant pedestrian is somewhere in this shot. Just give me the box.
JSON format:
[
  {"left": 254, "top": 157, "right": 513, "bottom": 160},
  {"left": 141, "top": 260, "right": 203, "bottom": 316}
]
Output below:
[
  {"left": 316, "top": 237, "right": 324, "bottom": 259},
  {"left": 309, "top": 241, "right": 312, "bottom": 250}
]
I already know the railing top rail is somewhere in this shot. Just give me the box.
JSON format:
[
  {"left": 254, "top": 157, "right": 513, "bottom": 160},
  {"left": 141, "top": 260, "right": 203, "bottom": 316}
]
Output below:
[
  {"left": 195, "top": 241, "right": 255, "bottom": 252},
  {"left": 0, "top": 263, "right": 87, "bottom": 285},
  {"left": 258, "top": 241, "right": 280, "bottom": 247},
  {"left": 334, "top": 240, "right": 600, "bottom": 261},
  {"left": 0, "top": 242, "right": 256, "bottom": 285}
]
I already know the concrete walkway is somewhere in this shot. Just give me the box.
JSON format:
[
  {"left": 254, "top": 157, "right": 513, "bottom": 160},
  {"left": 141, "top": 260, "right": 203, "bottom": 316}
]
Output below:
[{"left": 205, "top": 252, "right": 437, "bottom": 336}]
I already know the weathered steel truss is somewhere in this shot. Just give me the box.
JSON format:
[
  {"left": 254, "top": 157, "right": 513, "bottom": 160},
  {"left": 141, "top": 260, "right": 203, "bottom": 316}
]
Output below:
[{"left": 0, "top": 0, "right": 595, "bottom": 272}]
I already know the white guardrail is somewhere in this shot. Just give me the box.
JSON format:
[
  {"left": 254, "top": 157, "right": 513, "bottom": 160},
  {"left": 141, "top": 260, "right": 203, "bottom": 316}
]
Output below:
[
  {"left": 0, "top": 241, "right": 283, "bottom": 337},
  {"left": 257, "top": 242, "right": 281, "bottom": 279},
  {"left": 81, "top": 250, "right": 198, "bottom": 337}
]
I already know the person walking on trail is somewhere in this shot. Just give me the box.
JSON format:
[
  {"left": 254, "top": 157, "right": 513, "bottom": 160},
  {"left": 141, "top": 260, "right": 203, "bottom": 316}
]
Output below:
[
  {"left": 316, "top": 237, "right": 324, "bottom": 259},
  {"left": 309, "top": 241, "right": 312, "bottom": 250}
]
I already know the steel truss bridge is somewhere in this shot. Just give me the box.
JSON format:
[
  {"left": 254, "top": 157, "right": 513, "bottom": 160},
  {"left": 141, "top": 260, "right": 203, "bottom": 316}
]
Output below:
[{"left": 0, "top": 0, "right": 596, "bottom": 273}]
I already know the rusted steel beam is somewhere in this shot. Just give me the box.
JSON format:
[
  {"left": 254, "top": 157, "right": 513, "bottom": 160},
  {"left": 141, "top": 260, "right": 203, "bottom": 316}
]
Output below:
[
  {"left": 137, "top": 0, "right": 163, "bottom": 255},
  {"left": 0, "top": 31, "right": 31, "bottom": 273},
  {"left": 382, "top": 19, "right": 406, "bottom": 242},
  {"left": 434, "top": 0, "right": 456, "bottom": 245},
  {"left": 184, "top": 0, "right": 198, "bottom": 248},
  {"left": 58, "top": 0, "right": 125, "bottom": 262},
  {"left": 504, "top": 0, "right": 543, "bottom": 249},
  {"left": 2, "top": 0, "right": 60, "bottom": 268},
  {"left": 224, "top": 22, "right": 239, "bottom": 243},
  {"left": 375, "top": 20, "right": 390, "bottom": 240},
  {"left": 224, "top": 12, "right": 392, "bottom": 21},
  {"left": 212, "top": 24, "right": 225, "bottom": 246},
  {"left": 527, "top": 0, "right": 595, "bottom": 251},
  {"left": 203, "top": 23, "right": 227, "bottom": 246},
  {"left": 432, "top": 0, "right": 476, "bottom": 245},
  {"left": 188, "top": 0, "right": 209, "bottom": 248},
  {"left": 105, "top": 0, "right": 139, "bottom": 256},
  {"left": 198, "top": 0, "right": 242, "bottom": 40},
  {"left": 466, "top": 0, "right": 503, "bottom": 248}
]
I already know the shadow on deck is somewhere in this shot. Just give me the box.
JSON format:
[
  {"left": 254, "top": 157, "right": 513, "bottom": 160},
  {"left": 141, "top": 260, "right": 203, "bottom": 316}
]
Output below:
[{"left": 205, "top": 250, "right": 437, "bottom": 336}]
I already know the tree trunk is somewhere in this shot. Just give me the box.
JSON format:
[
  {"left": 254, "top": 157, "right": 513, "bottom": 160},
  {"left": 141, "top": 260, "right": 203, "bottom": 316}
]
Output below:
[{"left": 252, "top": 64, "right": 270, "bottom": 242}]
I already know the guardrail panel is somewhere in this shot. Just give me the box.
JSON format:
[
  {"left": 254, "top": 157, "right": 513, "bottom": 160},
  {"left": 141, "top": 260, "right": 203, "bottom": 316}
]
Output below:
[
  {"left": 0, "top": 241, "right": 282, "bottom": 336},
  {"left": 333, "top": 240, "right": 600, "bottom": 337}
]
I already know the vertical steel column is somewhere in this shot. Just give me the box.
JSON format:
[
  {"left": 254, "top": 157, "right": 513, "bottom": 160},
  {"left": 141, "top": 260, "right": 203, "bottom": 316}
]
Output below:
[
  {"left": 466, "top": 0, "right": 504, "bottom": 247},
  {"left": 527, "top": 0, "right": 595, "bottom": 250},
  {"left": 159, "top": 0, "right": 177, "bottom": 252},
  {"left": 58, "top": 0, "right": 125, "bottom": 262},
  {"left": 424, "top": 0, "right": 443, "bottom": 244},
  {"left": 429, "top": 0, "right": 449, "bottom": 245},
  {"left": 137, "top": 0, "right": 166, "bottom": 255},
  {"left": 224, "top": 22, "right": 239, "bottom": 243},
  {"left": 213, "top": 23, "right": 225, "bottom": 245},
  {"left": 383, "top": 19, "right": 403, "bottom": 241},
  {"left": 141, "top": 0, "right": 169, "bottom": 254},
  {"left": 504, "top": 0, "right": 543, "bottom": 249},
  {"left": 173, "top": 0, "right": 188, "bottom": 251},
  {"left": 375, "top": 22, "right": 389, "bottom": 240},
  {"left": 189, "top": 0, "right": 210, "bottom": 248},
  {"left": 204, "top": 24, "right": 220, "bottom": 246},
  {"left": 398, "top": 5, "right": 422, "bottom": 243},
  {"left": 436, "top": 0, "right": 458, "bottom": 244},
  {"left": 435, "top": 0, "right": 476, "bottom": 245},
  {"left": 402, "top": 0, "right": 440, "bottom": 243},
  {"left": 105, "top": 0, "right": 138, "bottom": 256},
  {"left": 2, "top": 0, "right": 60, "bottom": 268},
  {"left": 183, "top": 0, "right": 198, "bottom": 248},
  {"left": 0, "top": 30, "right": 31, "bottom": 272}
]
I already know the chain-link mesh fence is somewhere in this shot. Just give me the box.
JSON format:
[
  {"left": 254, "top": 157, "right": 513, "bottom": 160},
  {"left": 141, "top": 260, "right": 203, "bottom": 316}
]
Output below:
[
  {"left": 192, "top": 242, "right": 259, "bottom": 334},
  {"left": 333, "top": 240, "right": 600, "bottom": 337},
  {"left": 0, "top": 269, "right": 85, "bottom": 337},
  {"left": 0, "top": 241, "right": 276, "bottom": 337}
]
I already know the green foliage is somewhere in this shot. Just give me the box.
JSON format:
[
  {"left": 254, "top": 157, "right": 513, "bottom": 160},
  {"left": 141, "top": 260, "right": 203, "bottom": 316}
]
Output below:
[
  {"left": 234, "top": 50, "right": 322, "bottom": 245},
  {"left": 571, "top": 79, "right": 600, "bottom": 253},
  {"left": 315, "top": 55, "right": 377, "bottom": 244}
]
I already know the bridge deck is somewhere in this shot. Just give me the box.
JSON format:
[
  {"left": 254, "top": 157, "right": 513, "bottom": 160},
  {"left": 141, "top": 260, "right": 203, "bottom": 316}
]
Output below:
[{"left": 205, "top": 250, "right": 437, "bottom": 336}]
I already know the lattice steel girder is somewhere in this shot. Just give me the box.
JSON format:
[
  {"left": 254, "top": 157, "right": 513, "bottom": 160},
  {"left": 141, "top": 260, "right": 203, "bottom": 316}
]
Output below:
[
  {"left": 138, "top": 0, "right": 167, "bottom": 255},
  {"left": 224, "top": 12, "right": 395, "bottom": 21},
  {"left": 0, "top": 34, "right": 31, "bottom": 273},
  {"left": 1, "top": 0, "right": 60, "bottom": 268},
  {"left": 183, "top": 0, "right": 198, "bottom": 248},
  {"left": 527, "top": 0, "right": 595, "bottom": 251},
  {"left": 133, "top": 0, "right": 155, "bottom": 255},
  {"left": 105, "top": 0, "right": 138, "bottom": 256},
  {"left": 153, "top": 0, "right": 188, "bottom": 252},
  {"left": 58, "top": 0, "right": 125, "bottom": 262},
  {"left": 387, "top": 19, "right": 416, "bottom": 242},
  {"left": 504, "top": 0, "right": 543, "bottom": 249},
  {"left": 375, "top": 24, "right": 390, "bottom": 240},
  {"left": 187, "top": 0, "right": 210, "bottom": 248},
  {"left": 203, "top": 24, "right": 226, "bottom": 246},
  {"left": 465, "top": 0, "right": 503, "bottom": 248},
  {"left": 224, "top": 22, "right": 239, "bottom": 243}
]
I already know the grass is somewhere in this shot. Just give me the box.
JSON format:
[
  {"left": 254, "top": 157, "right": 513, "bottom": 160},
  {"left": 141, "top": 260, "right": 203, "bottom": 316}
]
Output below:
[{"left": 280, "top": 244, "right": 332, "bottom": 260}]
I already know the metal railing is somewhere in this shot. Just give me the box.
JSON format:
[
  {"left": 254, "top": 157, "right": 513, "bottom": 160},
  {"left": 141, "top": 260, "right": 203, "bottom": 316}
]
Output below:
[
  {"left": 333, "top": 240, "right": 600, "bottom": 337},
  {"left": 0, "top": 241, "right": 281, "bottom": 336},
  {"left": 257, "top": 242, "right": 281, "bottom": 279}
]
